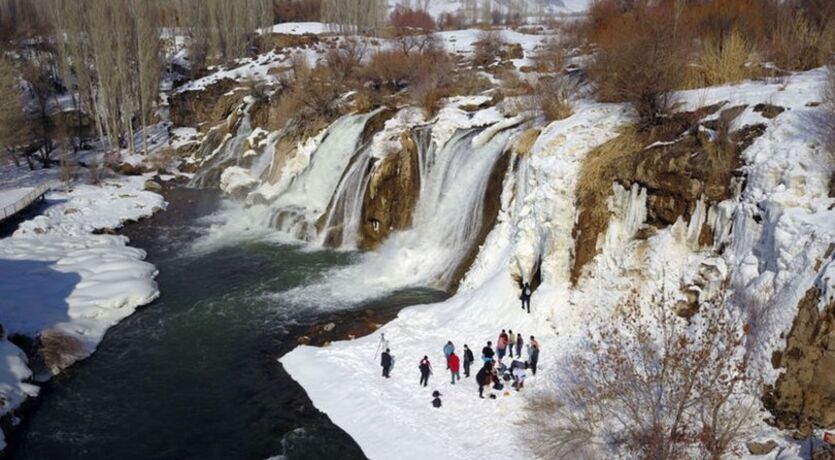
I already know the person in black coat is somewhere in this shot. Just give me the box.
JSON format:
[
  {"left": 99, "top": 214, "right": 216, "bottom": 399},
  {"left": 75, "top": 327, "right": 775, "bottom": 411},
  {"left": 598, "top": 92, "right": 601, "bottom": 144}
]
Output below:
[
  {"left": 418, "top": 356, "right": 432, "bottom": 387},
  {"left": 380, "top": 348, "right": 392, "bottom": 378},
  {"left": 476, "top": 362, "right": 493, "bottom": 399},
  {"left": 463, "top": 344, "right": 475, "bottom": 377},
  {"left": 482, "top": 341, "right": 495, "bottom": 364},
  {"left": 520, "top": 282, "right": 532, "bottom": 313}
]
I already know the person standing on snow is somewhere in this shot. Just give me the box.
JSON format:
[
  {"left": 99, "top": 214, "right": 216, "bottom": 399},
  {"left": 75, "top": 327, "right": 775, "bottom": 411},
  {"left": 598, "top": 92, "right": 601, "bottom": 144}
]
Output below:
[
  {"left": 448, "top": 351, "right": 461, "bottom": 384},
  {"left": 443, "top": 340, "right": 455, "bottom": 369},
  {"left": 515, "top": 333, "right": 524, "bottom": 358},
  {"left": 512, "top": 362, "right": 528, "bottom": 390},
  {"left": 476, "top": 362, "right": 493, "bottom": 399},
  {"left": 463, "top": 344, "right": 475, "bottom": 377},
  {"left": 381, "top": 348, "right": 393, "bottom": 378},
  {"left": 482, "top": 341, "right": 495, "bottom": 363},
  {"left": 419, "top": 356, "right": 432, "bottom": 387},
  {"left": 527, "top": 336, "right": 540, "bottom": 375},
  {"left": 508, "top": 329, "right": 515, "bottom": 358},
  {"left": 520, "top": 282, "right": 532, "bottom": 313},
  {"left": 496, "top": 330, "right": 509, "bottom": 363}
]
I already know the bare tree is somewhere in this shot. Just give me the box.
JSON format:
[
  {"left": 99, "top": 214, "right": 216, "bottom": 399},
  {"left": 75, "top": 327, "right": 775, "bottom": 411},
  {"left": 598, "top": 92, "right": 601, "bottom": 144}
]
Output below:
[
  {"left": 519, "top": 285, "right": 758, "bottom": 459},
  {"left": 0, "top": 58, "right": 27, "bottom": 167}
]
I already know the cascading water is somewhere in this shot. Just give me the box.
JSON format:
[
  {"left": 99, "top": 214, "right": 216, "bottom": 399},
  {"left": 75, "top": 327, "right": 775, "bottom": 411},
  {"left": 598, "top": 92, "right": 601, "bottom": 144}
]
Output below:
[
  {"left": 268, "top": 112, "right": 376, "bottom": 241},
  {"left": 283, "top": 123, "right": 521, "bottom": 307},
  {"left": 190, "top": 107, "right": 254, "bottom": 188},
  {"left": 317, "top": 142, "right": 375, "bottom": 248}
]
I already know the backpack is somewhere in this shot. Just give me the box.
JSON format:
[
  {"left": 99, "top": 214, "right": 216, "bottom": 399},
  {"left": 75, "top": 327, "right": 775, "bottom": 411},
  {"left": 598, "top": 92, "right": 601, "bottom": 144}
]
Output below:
[{"left": 524, "top": 286, "right": 531, "bottom": 296}]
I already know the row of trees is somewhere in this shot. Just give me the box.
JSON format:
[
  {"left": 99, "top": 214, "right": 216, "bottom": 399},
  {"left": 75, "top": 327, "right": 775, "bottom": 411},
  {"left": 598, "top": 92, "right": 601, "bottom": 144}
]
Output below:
[{"left": 0, "top": 0, "right": 272, "bottom": 167}]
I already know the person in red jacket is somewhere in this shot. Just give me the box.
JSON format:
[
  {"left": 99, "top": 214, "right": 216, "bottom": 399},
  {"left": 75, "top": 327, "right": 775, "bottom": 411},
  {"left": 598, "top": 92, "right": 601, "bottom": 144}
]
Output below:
[{"left": 448, "top": 351, "right": 461, "bottom": 384}]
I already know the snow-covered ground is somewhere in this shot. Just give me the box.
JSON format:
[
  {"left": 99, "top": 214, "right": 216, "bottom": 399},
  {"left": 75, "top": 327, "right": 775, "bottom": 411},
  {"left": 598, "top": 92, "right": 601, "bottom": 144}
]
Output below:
[
  {"left": 0, "top": 163, "right": 166, "bottom": 448},
  {"left": 280, "top": 69, "right": 835, "bottom": 459}
]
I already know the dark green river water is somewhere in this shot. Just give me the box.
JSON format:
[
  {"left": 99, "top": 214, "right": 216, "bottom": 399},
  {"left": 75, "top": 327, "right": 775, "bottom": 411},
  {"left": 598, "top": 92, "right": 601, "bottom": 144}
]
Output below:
[{"left": 7, "top": 188, "right": 446, "bottom": 460}]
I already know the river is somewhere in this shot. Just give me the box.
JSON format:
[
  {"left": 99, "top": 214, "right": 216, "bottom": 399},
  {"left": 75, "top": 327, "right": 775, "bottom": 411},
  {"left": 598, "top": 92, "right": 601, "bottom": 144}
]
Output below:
[{"left": 7, "top": 187, "right": 447, "bottom": 460}]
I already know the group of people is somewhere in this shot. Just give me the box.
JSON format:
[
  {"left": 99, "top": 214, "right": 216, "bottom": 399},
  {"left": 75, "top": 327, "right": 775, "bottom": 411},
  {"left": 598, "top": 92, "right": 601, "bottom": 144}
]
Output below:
[
  {"left": 476, "top": 331, "right": 539, "bottom": 398},
  {"left": 379, "top": 331, "right": 541, "bottom": 405},
  {"left": 376, "top": 281, "right": 539, "bottom": 406}
]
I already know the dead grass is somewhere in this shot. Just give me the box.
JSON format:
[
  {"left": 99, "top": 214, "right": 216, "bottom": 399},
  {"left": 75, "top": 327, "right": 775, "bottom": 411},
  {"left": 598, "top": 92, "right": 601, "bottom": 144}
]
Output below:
[
  {"left": 536, "top": 76, "right": 574, "bottom": 122},
  {"left": 572, "top": 128, "right": 643, "bottom": 283},
  {"left": 687, "top": 30, "right": 758, "bottom": 88},
  {"left": 514, "top": 128, "right": 541, "bottom": 157},
  {"left": 472, "top": 29, "right": 505, "bottom": 67},
  {"left": 39, "top": 329, "right": 85, "bottom": 374}
]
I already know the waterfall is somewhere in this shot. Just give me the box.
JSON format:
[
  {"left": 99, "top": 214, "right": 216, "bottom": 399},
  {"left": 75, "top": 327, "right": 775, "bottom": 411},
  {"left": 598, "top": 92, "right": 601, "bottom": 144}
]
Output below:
[
  {"left": 317, "top": 143, "right": 375, "bottom": 248},
  {"left": 267, "top": 111, "right": 376, "bottom": 241},
  {"left": 283, "top": 122, "right": 520, "bottom": 307},
  {"left": 189, "top": 110, "right": 253, "bottom": 188}
]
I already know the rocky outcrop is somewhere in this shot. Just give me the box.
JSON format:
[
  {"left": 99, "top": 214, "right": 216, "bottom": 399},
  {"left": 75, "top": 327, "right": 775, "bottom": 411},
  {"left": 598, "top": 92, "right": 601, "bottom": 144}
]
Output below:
[
  {"left": 169, "top": 78, "right": 240, "bottom": 128},
  {"left": 570, "top": 106, "right": 766, "bottom": 284},
  {"left": 764, "top": 286, "right": 835, "bottom": 436},
  {"left": 359, "top": 132, "right": 420, "bottom": 250}
]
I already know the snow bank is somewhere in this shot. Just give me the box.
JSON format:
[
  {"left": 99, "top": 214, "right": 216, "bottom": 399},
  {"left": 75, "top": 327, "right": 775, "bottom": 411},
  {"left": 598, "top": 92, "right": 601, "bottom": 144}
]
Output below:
[{"left": 0, "top": 173, "right": 165, "bottom": 446}]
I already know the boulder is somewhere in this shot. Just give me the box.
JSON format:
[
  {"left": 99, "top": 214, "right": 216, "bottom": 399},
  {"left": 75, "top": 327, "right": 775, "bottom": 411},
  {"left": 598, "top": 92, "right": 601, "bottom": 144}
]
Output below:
[
  {"left": 143, "top": 180, "right": 163, "bottom": 192},
  {"left": 746, "top": 440, "right": 779, "bottom": 455}
]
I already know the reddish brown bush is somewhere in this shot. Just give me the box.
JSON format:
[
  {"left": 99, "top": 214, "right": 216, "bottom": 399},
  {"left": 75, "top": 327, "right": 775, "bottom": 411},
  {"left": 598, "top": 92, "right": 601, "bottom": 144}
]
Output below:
[
  {"left": 437, "top": 12, "right": 466, "bottom": 31},
  {"left": 389, "top": 7, "right": 435, "bottom": 31},
  {"left": 590, "top": 5, "right": 689, "bottom": 127},
  {"left": 274, "top": 0, "right": 322, "bottom": 23}
]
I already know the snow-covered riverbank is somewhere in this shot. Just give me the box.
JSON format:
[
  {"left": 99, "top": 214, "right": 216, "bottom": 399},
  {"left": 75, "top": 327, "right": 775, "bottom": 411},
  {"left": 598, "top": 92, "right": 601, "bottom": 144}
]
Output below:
[{"left": 0, "top": 171, "right": 165, "bottom": 449}]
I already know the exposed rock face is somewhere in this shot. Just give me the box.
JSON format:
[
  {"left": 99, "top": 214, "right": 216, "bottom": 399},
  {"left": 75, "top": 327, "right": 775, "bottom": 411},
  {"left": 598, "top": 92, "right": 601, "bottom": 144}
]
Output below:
[
  {"left": 169, "top": 78, "right": 240, "bottom": 128},
  {"left": 359, "top": 132, "right": 420, "bottom": 250},
  {"left": 570, "top": 106, "right": 766, "bottom": 284},
  {"left": 764, "top": 286, "right": 835, "bottom": 436}
]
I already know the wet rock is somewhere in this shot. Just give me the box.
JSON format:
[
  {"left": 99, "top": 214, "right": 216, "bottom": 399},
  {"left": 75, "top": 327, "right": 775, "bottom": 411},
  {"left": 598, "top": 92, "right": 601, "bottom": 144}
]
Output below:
[
  {"left": 144, "top": 180, "right": 163, "bottom": 192},
  {"left": 753, "top": 103, "right": 786, "bottom": 119},
  {"left": 360, "top": 131, "right": 420, "bottom": 250},
  {"left": 763, "top": 287, "right": 835, "bottom": 436},
  {"left": 746, "top": 440, "right": 779, "bottom": 455}
]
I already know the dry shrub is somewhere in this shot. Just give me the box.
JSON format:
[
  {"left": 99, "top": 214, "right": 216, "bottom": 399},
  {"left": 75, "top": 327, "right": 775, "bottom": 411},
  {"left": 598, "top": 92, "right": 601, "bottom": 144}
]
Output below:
[
  {"left": 437, "top": 11, "right": 466, "bottom": 31},
  {"left": 688, "top": 30, "right": 758, "bottom": 87},
  {"left": 87, "top": 157, "right": 106, "bottom": 185},
  {"left": 325, "top": 38, "right": 367, "bottom": 81},
  {"left": 536, "top": 76, "right": 574, "bottom": 122},
  {"left": 273, "top": 0, "right": 322, "bottom": 23},
  {"left": 389, "top": 7, "right": 435, "bottom": 31},
  {"left": 147, "top": 147, "right": 181, "bottom": 172},
  {"left": 472, "top": 30, "right": 505, "bottom": 67},
  {"left": 533, "top": 37, "right": 567, "bottom": 74},
  {"left": 39, "top": 329, "right": 86, "bottom": 374},
  {"left": 766, "top": 12, "right": 834, "bottom": 71},
  {"left": 519, "top": 287, "right": 757, "bottom": 459},
  {"left": 590, "top": 6, "right": 688, "bottom": 128}
]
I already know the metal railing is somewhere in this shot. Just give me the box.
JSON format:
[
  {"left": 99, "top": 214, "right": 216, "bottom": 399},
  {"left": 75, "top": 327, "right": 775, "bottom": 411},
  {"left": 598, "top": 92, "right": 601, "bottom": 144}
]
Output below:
[{"left": 0, "top": 181, "right": 59, "bottom": 221}]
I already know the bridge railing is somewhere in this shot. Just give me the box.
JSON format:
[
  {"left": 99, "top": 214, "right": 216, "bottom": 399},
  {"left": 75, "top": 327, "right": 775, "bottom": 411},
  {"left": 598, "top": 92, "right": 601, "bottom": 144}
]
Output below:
[{"left": 0, "top": 181, "right": 59, "bottom": 221}]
